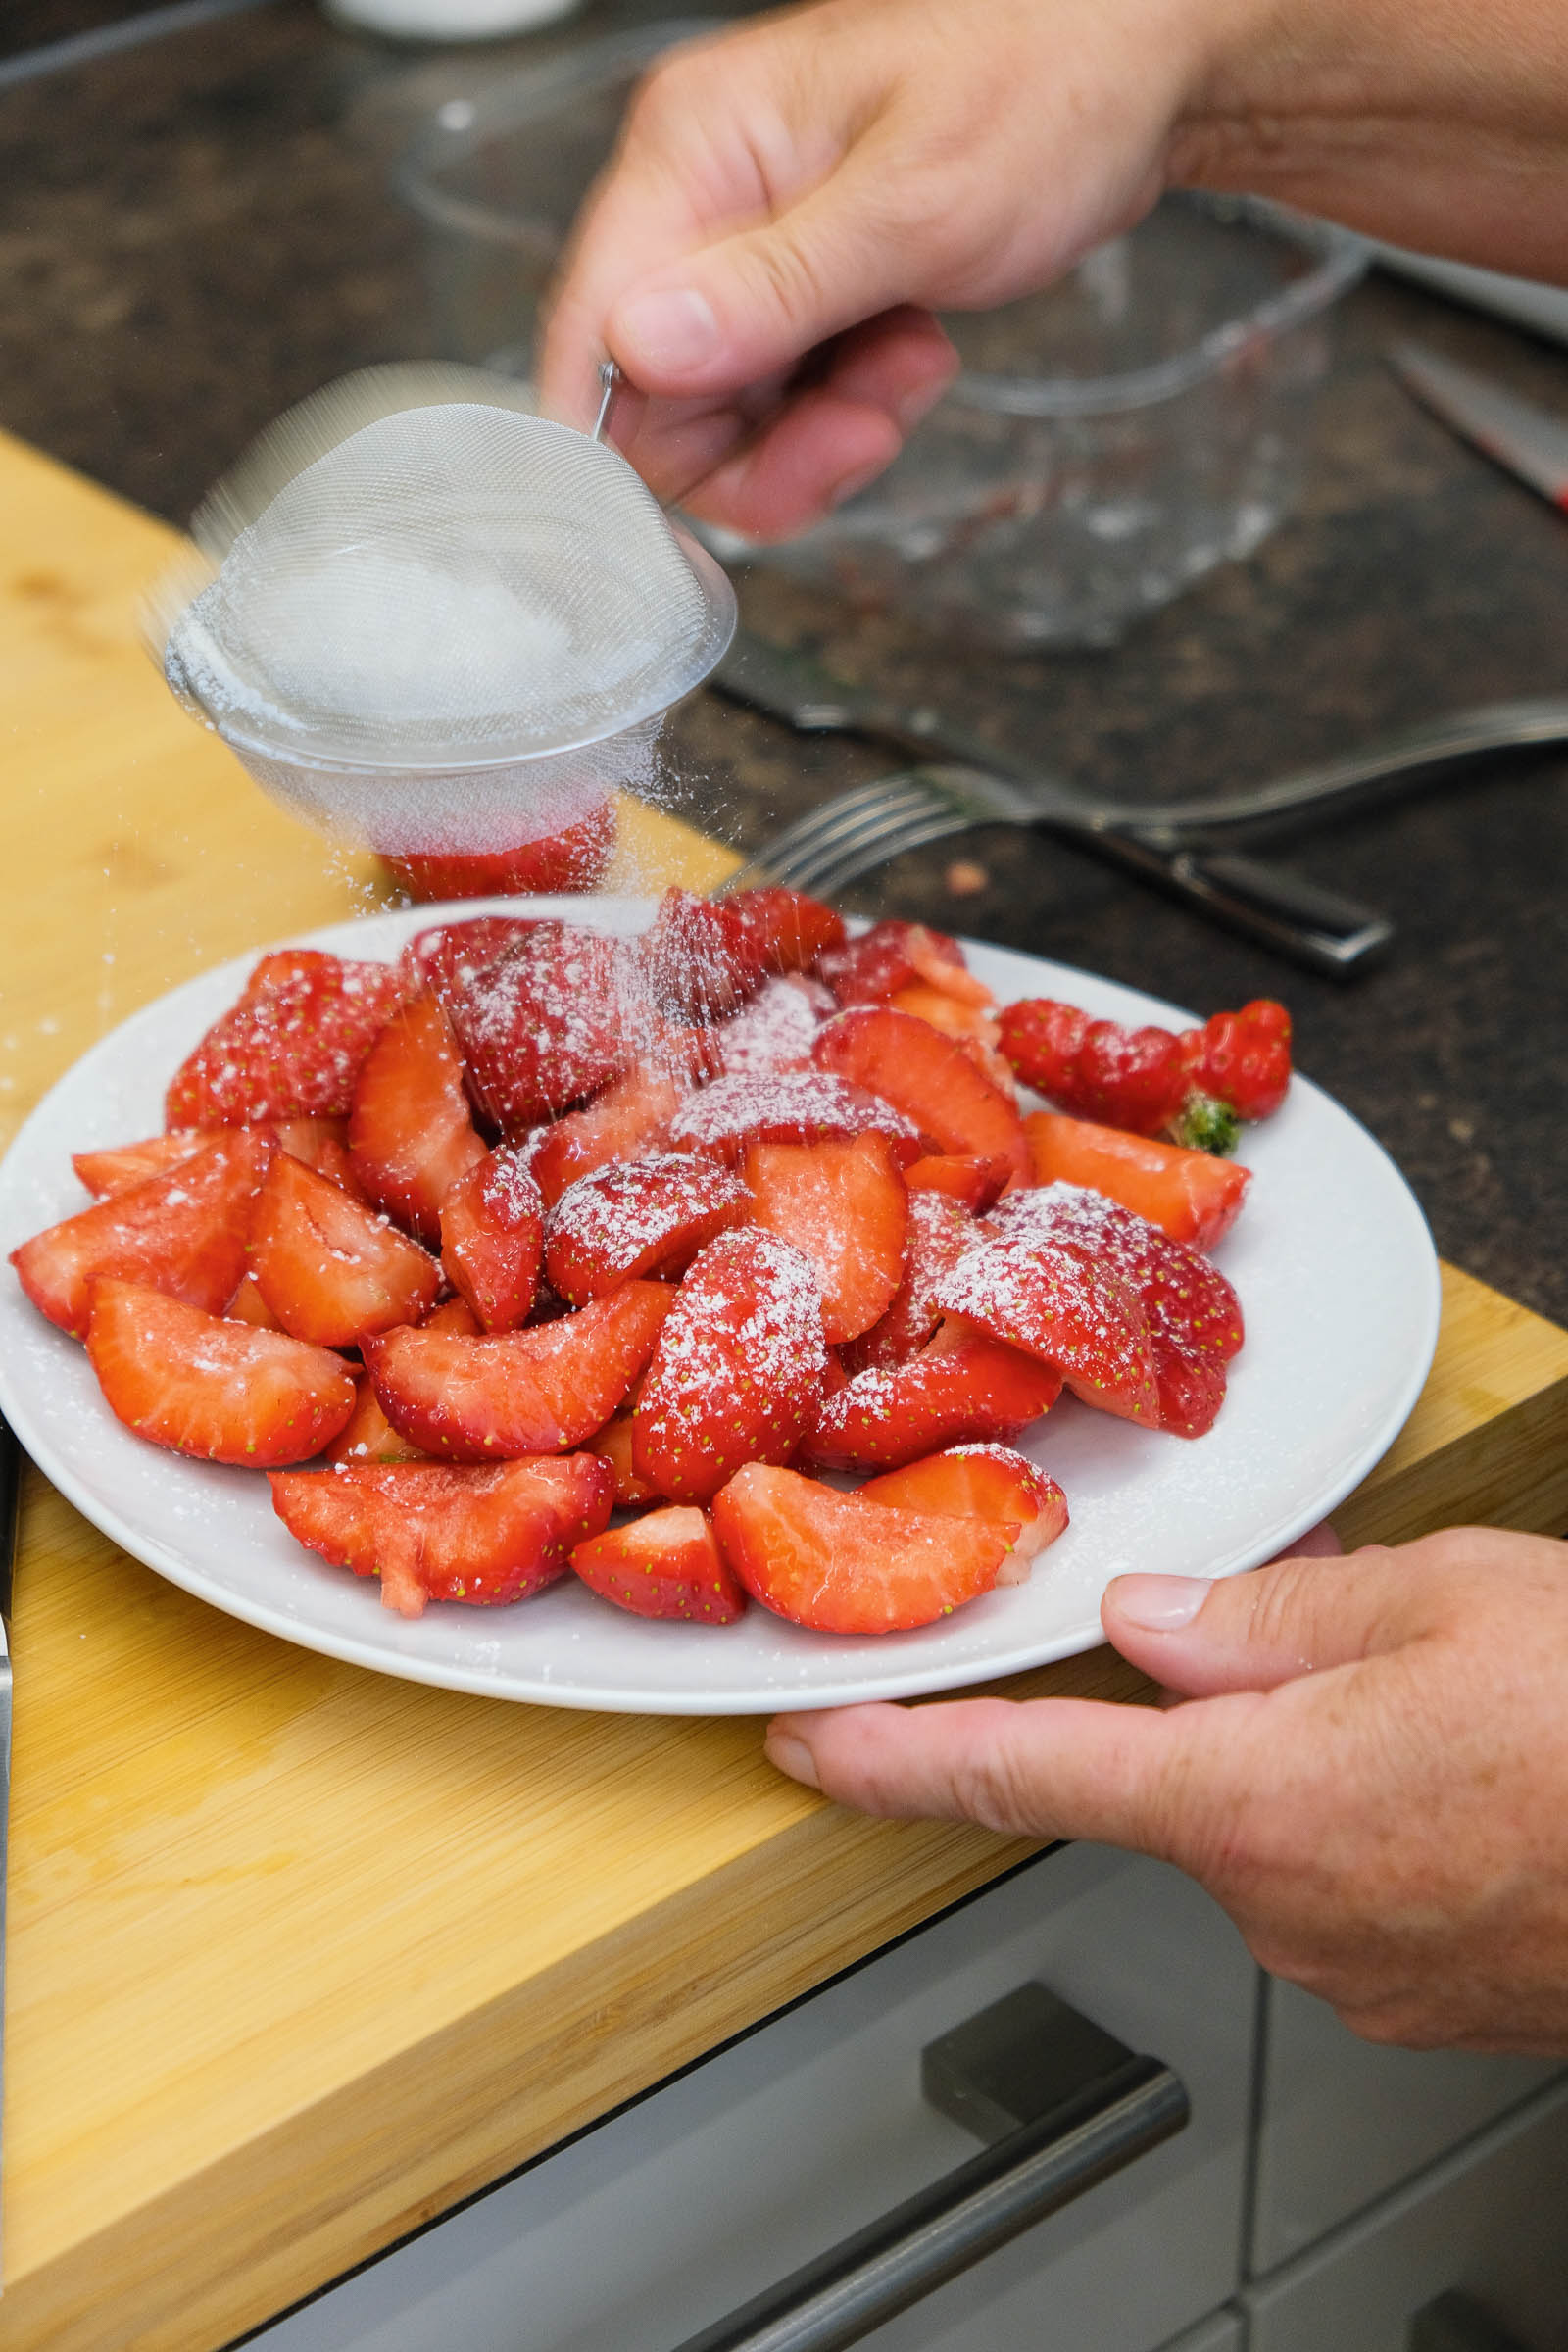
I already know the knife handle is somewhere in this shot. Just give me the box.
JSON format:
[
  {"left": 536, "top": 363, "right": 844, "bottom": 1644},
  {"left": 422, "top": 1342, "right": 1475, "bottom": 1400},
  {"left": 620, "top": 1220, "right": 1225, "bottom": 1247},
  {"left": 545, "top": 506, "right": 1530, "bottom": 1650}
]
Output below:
[{"left": 1097, "top": 837, "right": 1394, "bottom": 975}]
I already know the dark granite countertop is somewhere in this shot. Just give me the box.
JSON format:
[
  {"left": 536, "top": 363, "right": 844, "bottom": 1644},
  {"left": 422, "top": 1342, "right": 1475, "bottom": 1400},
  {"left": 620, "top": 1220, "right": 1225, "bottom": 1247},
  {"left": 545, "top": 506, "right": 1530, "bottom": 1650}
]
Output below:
[{"left": 2, "top": 0, "right": 1564, "bottom": 1323}]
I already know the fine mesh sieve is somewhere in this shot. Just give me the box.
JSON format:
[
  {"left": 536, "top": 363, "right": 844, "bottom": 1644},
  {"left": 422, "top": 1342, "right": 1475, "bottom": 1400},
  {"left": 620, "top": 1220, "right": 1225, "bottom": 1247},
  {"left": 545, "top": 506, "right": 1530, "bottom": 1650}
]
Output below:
[{"left": 153, "top": 364, "right": 735, "bottom": 858}]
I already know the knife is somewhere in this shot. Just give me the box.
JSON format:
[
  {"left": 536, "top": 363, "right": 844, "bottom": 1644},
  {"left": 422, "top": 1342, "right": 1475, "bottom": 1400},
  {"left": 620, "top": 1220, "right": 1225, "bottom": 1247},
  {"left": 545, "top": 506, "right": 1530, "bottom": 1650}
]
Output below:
[
  {"left": 709, "top": 629, "right": 1394, "bottom": 972},
  {"left": 0, "top": 1414, "right": 17, "bottom": 2254},
  {"left": 1389, "top": 341, "right": 1568, "bottom": 510}
]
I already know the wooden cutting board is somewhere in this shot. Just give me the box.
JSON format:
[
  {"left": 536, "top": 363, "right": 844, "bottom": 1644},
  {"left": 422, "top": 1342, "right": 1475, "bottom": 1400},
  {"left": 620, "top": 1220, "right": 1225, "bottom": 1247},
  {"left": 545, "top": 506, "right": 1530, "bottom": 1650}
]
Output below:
[{"left": 2, "top": 429, "right": 1566, "bottom": 2352}]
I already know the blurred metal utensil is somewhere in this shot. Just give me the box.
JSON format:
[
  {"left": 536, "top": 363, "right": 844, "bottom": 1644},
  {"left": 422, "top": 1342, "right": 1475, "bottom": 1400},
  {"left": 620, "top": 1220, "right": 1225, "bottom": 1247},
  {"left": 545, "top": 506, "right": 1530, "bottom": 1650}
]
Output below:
[
  {"left": 711, "top": 633, "right": 1392, "bottom": 975},
  {"left": 1390, "top": 341, "right": 1568, "bottom": 510}
]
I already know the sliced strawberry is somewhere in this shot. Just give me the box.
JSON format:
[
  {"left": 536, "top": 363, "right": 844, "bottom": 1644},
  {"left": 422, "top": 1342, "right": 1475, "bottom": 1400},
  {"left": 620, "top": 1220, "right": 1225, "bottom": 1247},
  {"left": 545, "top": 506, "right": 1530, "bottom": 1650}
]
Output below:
[
  {"left": 545, "top": 1154, "right": 749, "bottom": 1309},
  {"left": 1148, "top": 1334, "right": 1229, "bottom": 1439},
  {"left": 636, "top": 888, "right": 769, "bottom": 1023},
  {"left": 859, "top": 1445, "right": 1069, "bottom": 1582},
  {"left": 904, "top": 1153, "right": 1011, "bottom": 1213},
  {"left": 711, "top": 1463, "right": 1008, "bottom": 1634},
  {"left": 815, "top": 920, "right": 968, "bottom": 1007},
  {"left": 583, "top": 1402, "right": 662, "bottom": 1506},
  {"left": 348, "top": 993, "right": 486, "bottom": 1245},
  {"left": 933, "top": 1230, "right": 1158, "bottom": 1427},
  {"left": 839, "top": 1190, "right": 977, "bottom": 1375},
  {"left": 743, "top": 1133, "right": 907, "bottom": 1347},
  {"left": 12, "top": 1128, "right": 274, "bottom": 1338},
  {"left": 633, "top": 1231, "right": 826, "bottom": 1504},
  {"left": 269, "top": 1452, "right": 613, "bottom": 1618},
  {"left": 73, "top": 1130, "right": 207, "bottom": 1198},
  {"left": 439, "top": 1148, "right": 544, "bottom": 1331},
  {"left": 985, "top": 1183, "right": 1244, "bottom": 1362},
  {"left": 1022, "top": 1111, "right": 1250, "bottom": 1250},
  {"left": 249, "top": 1152, "right": 440, "bottom": 1348},
  {"left": 400, "top": 915, "right": 541, "bottom": 1001},
  {"left": 270, "top": 1118, "right": 370, "bottom": 1200},
  {"left": 713, "top": 973, "right": 834, "bottom": 1077},
  {"left": 813, "top": 1006, "right": 1029, "bottom": 1182},
  {"left": 165, "top": 951, "right": 404, "bottom": 1127},
  {"left": 226, "top": 1272, "right": 283, "bottom": 1330},
  {"left": 366, "top": 1280, "right": 674, "bottom": 1459},
  {"left": 87, "top": 1279, "right": 355, "bottom": 1464},
  {"left": 803, "top": 1319, "right": 1062, "bottom": 1471},
  {"left": 888, "top": 985, "right": 1002, "bottom": 1049},
  {"left": 444, "top": 921, "right": 632, "bottom": 1131},
  {"left": 721, "top": 887, "right": 846, "bottom": 975},
  {"left": 381, "top": 802, "right": 615, "bottom": 903},
  {"left": 572, "top": 1505, "right": 748, "bottom": 1623},
  {"left": 324, "top": 1374, "right": 428, "bottom": 1465},
  {"left": 666, "top": 1071, "right": 922, "bottom": 1167},
  {"left": 528, "top": 1064, "right": 687, "bottom": 1208}
]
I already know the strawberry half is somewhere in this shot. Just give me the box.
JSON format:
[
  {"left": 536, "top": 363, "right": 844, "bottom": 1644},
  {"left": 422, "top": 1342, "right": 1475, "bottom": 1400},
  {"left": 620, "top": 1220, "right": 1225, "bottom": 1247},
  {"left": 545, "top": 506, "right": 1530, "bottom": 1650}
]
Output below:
[
  {"left": 544, "top": 1154, "right": 749, "bottom": 1308},
  {"left": 933, "top": 1230, "right": 1159, "bottom": 1427},
  {"left": 366, "top": 1280, "right": 675, "bottom": 1459},
  {"left": 721, "top": 887, "right": 846, "bottom": 976},
  {"left": 636, "top": 888, "right": 769, "bottom": 1023},
  {"left": 12, "top": 1127, "right": 274, "bottom": 1338},
  {"left": 73, "top": 1130, "right": 207, "bottom": 1199},
  {"left": 572, "top": 1505, "right": 748, "bottom": 1623},
  {"left": 439, "top": 1148, "right": 545, "bottom": 1332},
  {"left": 839, "top": 1189, "right": 976, "bottom": 1375},
  {"left": 528, "top": 1064, "right": 688, "bottom": 1207},
  {"left": 713, "top": 973, "right": 833, "bottom": 1077},
  {"left": 348, "top": 993, "right": 486, "bottom": 1246},
  {"left": 270, "top": 1452, "right": 613, "bottom": 1618},
  {"left": 985, "top": 1183, "right": 1244, "bottom": 1362},
  {"left": 804, "top": 1319, "right": 1062, "bottom": 1472},
  {"left": 633, "top": 1231, "right": 827, "bottom": 1504},
  {"left": 666, "top": 1071, "right": 922, "bottom": 1166},
  {"left": 815, "top": 919, "right": 970, "bottom": 1007},
  {"left": 249, "top": 1152, "right": 441, "bottom": 1348},
  {"left": 400, "top": 915, "right": 541, "bottom": 1001},
  {"left": 444, "top": 920, "right": 632, "bottom": 1131},
  {"left": 904, "top": 1153, "right": 1011, "bottom": 1213},
  {"left": 859, "top": 1445, "right": 1069, "bottom": 1583},
  {"left": 165, "top": 950, "right": 405, "bottom": 1126},
  {"left": 813, "top": 1006, "right": 1029, "bottom": 1182},
  {"left": 743, "top": 1132, "right": 907, "bottom": 1347},
  {"left": 1023, "top": 1112, "right": 1250, "bottom": 1250},
  {"left": 87, "top": 1279, "right": 355, "bottom": 1464},
  {"left": 323, "top": 1298, "right": 478, "bottom": 1463},
  {"left": 711, "top": 1463, "right": 1009, "bottom": 1634}
]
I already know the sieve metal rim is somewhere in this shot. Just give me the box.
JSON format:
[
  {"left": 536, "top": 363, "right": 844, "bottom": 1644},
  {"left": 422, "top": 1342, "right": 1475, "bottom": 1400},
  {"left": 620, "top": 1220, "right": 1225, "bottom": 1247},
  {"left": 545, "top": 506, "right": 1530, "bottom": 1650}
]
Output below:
[{"left": 172, "top": 521, "right": 737, "bottom": 777}]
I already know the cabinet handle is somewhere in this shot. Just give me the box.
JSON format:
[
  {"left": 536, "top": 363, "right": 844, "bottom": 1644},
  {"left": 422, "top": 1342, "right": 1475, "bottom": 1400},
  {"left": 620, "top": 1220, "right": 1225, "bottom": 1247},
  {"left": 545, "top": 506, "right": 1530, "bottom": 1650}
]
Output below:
[{"left": 664, "top": 1982, "right": 1189, "bottom": 2352}]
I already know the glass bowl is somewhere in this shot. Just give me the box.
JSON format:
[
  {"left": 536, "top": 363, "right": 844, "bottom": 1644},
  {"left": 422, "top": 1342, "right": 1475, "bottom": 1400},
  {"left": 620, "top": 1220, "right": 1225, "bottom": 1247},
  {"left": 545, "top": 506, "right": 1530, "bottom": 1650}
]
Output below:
[{"left": 395, "top": 28, "right": 1365, "bottom": 648}]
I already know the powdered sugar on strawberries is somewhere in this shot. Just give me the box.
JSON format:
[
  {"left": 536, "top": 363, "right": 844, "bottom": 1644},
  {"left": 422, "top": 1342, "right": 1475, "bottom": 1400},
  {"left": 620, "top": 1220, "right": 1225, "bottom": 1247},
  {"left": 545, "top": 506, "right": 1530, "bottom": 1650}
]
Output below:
[
  {"left": 546, "top": 1153, "right": 747, "bottom": 1273},
  {"left": 667, "top": 1072, "right": 921, "bottom": 1158},
  {"left": 714, "top": 974, "right": 834, "bottom": 1077}
]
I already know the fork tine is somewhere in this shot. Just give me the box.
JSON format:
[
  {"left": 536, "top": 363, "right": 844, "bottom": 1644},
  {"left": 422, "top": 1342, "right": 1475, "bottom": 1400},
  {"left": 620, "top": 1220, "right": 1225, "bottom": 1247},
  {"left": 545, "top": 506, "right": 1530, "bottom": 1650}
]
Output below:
[
  {"left": 787, "top": 809, "right": 978, "bottom": 896},
  {"left": 721, "top": 775, "right": 955, "bottom": 896}
]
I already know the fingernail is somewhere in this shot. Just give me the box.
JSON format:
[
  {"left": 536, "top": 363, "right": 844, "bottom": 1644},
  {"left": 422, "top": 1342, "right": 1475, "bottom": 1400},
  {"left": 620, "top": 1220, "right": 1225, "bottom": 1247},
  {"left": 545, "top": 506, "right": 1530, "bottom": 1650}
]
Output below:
[
  {"left": 1109, "top": 1574, "right": 1211, "bottom": 1632},
  {"left": 828, "top": 460, "right": 885, "bottom": 510},
  {"left": 764, "top": 1729, "right": 820, "bottom": 1788},
  {"left": 615, "top": 286, "right": 720, "bottom": 375}
]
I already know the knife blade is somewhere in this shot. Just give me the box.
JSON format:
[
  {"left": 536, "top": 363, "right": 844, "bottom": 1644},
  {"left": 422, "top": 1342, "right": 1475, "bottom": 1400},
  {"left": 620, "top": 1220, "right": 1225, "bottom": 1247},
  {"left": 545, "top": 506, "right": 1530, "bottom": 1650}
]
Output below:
[{"left": 1389, "top": 341, "right": 1568, "bottom": 510}]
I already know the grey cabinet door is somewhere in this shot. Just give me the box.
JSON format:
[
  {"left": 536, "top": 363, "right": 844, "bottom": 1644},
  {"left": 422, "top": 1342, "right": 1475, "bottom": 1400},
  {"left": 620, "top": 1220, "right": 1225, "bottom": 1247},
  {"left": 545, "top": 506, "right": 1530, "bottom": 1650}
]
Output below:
[
  {"left": 1252, "top": 1976, "right": 1562, "bottom": 2269},
  {"left": 1245, "top": 2077, "right": 1568, "bottom": 2352}
]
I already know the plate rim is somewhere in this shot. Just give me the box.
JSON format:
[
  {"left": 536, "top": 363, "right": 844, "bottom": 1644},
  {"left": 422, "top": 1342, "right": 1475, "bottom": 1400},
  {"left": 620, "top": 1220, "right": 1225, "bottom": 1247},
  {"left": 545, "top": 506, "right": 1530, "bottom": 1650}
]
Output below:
[{"left": 0, "top": 899, "right": 1443, "bottom": 1713}]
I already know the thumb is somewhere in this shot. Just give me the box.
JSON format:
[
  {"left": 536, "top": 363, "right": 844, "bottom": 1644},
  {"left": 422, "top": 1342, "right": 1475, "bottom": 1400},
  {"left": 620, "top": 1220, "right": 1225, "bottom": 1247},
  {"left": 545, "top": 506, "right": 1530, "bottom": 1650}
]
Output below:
[
  {"left": 1102, "top": 1542, "right": 1434, "bottom": 1698},
  {"left": 607, "top": 160, "right": 924, "bottom": 399}
]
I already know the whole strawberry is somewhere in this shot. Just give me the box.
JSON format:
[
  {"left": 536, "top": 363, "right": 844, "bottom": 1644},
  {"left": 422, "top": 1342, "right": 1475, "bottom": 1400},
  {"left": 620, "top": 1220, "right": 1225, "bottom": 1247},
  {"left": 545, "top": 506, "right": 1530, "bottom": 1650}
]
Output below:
[{"left": 997, "top": 995, "right": 1292, "bottom": 1152}]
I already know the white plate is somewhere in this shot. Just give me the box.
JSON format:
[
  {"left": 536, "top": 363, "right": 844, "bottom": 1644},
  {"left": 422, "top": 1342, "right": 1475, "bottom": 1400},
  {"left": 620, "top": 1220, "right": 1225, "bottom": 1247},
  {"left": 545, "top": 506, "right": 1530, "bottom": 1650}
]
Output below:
[{"left": 0, "top": 898, "right": 1440, "bottom": 1714}]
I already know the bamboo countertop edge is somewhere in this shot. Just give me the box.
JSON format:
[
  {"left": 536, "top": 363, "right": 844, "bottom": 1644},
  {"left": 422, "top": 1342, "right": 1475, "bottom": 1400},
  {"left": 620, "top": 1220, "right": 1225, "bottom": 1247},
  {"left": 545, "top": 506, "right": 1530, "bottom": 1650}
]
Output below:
[{"left": 5, "top": 424, "right": 1568, "bottom": 2352}]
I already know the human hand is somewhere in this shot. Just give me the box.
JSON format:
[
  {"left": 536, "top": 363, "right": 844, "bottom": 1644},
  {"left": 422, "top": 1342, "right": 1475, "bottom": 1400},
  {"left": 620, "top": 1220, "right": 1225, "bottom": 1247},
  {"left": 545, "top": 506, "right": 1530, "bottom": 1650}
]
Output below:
[
  {"left": 765, "top": 1527, "right": 1568, "bottom": 2054},
  {"left": 536, "top": 0, "right": 1220, "bottom": 536}
]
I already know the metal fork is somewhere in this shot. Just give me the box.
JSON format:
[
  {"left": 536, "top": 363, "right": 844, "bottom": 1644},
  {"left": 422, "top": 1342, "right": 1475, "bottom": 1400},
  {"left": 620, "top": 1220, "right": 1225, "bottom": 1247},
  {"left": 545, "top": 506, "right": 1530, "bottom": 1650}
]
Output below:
[{"left": 712, "top": 630, "right": 1568, "bottom": 969}]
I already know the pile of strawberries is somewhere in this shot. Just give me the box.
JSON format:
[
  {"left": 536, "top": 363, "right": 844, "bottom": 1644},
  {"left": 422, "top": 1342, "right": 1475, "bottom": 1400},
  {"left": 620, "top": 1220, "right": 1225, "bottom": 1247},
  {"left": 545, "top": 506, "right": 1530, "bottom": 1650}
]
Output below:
[{"left": 9, "top": 889, "right": 1284, "bottom": 1636}]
